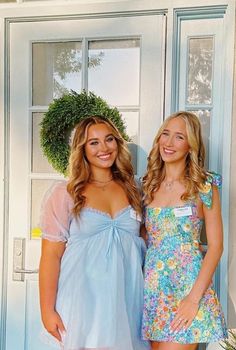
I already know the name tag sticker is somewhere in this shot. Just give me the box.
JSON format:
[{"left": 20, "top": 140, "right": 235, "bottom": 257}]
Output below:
[
  {"left": 174, "top": 206, "right": 192, "bottom": 217},
  {"left": 130, "top": 208, "right": 142, "bottom": 222}
]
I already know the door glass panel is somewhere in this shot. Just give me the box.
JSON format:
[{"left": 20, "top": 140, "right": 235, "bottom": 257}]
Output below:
[
  {"left": 88, "top": 39, "right": 140, "bottom": 106},
  {"left": 121, "top": 110, "right": 139, "bottom": 144},
  {"left": 31, "top": 179, "right": 57, "bottom": 239},
  {"left": 121, "top": 110, "right": 139, "bottom": 174},
  {"left": 188, "top": 109, "right": 210, "bottom": 169},
  {"left": 32, "top": 42, "right": 82, "bottom": 106},
  {"left": 32, "top": 112, "right": 57, "bottom": 173},
  {"left": 187, "top": 37, "right": 214, "bottom": 105}
]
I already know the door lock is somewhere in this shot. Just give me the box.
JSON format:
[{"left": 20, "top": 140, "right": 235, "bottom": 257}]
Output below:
[{"left": 13, "top": 238, "right": 38, "bottom": 281}]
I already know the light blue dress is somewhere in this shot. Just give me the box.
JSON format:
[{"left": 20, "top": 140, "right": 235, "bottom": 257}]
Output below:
[{"left": 40, "top": 181, "right": 149, "bottom": 350}]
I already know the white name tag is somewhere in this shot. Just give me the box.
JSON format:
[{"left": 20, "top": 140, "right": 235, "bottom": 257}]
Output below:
[
  {"left": 130, "top": 208, "right": 142, "bottom": 222},
  {"left": 173, "top": 206, "right": 192, "bottom": 217}
]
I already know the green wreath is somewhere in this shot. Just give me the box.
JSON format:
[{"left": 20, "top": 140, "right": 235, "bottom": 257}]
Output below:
[{"left": 40, "top": 90, "right": 129, "bottom": 176}]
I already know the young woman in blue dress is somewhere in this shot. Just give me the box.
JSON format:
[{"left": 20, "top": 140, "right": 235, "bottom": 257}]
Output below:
[
  {"left": 39, "top": 116, "right": 149, "bottom": 350},
  {"left": 141, "top": 111, "right": 227, "bottom": 350}
]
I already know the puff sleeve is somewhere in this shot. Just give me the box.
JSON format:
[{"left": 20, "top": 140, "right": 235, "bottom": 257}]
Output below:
[
  {"left": 199, "top": 171, "right": 222, "bottom": 209},
  {"left": 40, "top": 181, "right": 73, "bottom": 242}
]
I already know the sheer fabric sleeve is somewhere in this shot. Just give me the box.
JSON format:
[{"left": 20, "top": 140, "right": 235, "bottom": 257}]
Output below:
[
  {"left": 40, "top": 181, "right": 73, "bottom": 242},
  {"left": 199, "top": 171, "right": 222, "bottom": 209}
]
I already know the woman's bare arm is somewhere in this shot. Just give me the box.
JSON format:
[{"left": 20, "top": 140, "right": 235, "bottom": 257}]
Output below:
[
  {"left": 39, "top": 239, "right": 66, "bottom": 342},
  {"left": 171, "top": 185, "right": 223, "bottom": 331}
]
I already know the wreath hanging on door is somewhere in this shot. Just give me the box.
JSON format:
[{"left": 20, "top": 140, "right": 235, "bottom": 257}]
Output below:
[{"left": 40, "top": 90, "right": 129, "bottom": 176}]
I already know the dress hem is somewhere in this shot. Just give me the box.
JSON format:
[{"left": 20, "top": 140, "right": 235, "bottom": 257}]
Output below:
[{"left": 142, "top": 335, "right": 227, "bottom": 344}]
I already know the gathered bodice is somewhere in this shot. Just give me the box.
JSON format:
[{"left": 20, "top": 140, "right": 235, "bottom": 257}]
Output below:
[
  {"left": 68, "top": 205, "right": 140, "bottom": 242},
  {"left": 66, "top": 205, "right": 144, "bottom": 256}
]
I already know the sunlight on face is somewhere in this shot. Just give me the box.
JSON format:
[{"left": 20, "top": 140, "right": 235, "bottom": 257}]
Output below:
[
  {"left": 158, "top": 117, "right": 190, "bottom": 164},
  {"left": 85, "top": 123, "right": 118, "bottom": 172}
]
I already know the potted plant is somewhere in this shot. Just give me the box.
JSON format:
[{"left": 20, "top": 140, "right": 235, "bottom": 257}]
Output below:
[{"left": 220, "top": 330, "right": 236, "bottom": 350}]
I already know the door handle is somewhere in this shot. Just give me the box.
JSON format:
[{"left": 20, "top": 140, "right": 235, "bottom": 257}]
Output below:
[
  {"left": 13, "top": 237, "right": 38, "bottom": 281},
  {"left": 14, "top": 268, "right": 39, "bottom": 274}
]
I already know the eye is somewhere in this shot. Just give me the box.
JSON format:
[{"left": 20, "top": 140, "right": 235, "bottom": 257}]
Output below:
[
  {"left": 89, "top": 140, "right": 99, "bottom": 146},
  {"left": 106, "top": 135, "right": 115, "bottom": 142},
  {"left": 161, "top": 131, "right": 169, "bottom": 136},
  {"left": 176, "top": 135, "right": 185, "bottom": 140}
]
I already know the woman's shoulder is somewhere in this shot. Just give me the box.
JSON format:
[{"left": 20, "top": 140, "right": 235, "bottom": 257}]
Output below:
[
  {"left": 198, "top": 171, "right": 222, "bottom": 208},
  {"left": 43, "top": 180, "right": 73, "bottom": 206},
  {"left": 51, "top": 180, "right": 68, "bottom": 192}
]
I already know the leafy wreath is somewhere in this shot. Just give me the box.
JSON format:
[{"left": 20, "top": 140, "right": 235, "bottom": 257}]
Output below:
[{"left": 40, "top": 90, "right": 129, "bottom": 176}]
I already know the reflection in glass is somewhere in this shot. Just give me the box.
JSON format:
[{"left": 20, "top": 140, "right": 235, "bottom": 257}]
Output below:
[
  {"left": 121, "top": 111, "right": 139, "bottom": 174},
  {"left": 32, "top": 42, "right": 82, "bottom": 105},
  {"left": 187, "top": 37, "right": 213, "bottom": 105},
  {"left": 121, "top": 110, "right": 139, "bottom": 144},
  {"left": 189, "top": 110, "right": 210, "bottom": 169},
  {"left": 32, "top": 113, "right": 57, "bottom": 173},
  {"left": 31, "top": 179, "right": 57, "bottom": 239},
  {"left": 88, "top": 39, "right": 140, "bottom": 106}
]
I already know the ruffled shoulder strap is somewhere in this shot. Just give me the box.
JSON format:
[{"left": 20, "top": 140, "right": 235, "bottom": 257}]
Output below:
[{"left": 199, "top": 171, "right": 222, "bottom": 209}]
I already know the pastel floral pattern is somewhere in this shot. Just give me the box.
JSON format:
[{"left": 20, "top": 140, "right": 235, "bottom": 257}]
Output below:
[
  {"left": 199, "top": 171, "right": 222, "bottom": 208},
  {"left": 142, "top": 172, "right": 227, "bottom": 344}
]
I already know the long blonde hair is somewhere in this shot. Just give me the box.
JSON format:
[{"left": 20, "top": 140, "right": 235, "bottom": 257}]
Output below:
[
  {"left": 143, "top": 111, "right": 208, "bottom": 204},
  {"left": 67, "top": 116, "right": 141, "bottom": 215}
]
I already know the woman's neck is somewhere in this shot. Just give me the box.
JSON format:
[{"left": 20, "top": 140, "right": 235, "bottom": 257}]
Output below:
[
  {"left": 164, "top": 163, "right": 185, "bottom": 182},
  {"left": 90, "top": 168, "right": 113, "bottom": 182}
]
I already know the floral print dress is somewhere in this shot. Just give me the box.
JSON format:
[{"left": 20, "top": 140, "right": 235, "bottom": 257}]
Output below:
[{"left": 142, "top": 173, "right": 227, "bottom": 344}]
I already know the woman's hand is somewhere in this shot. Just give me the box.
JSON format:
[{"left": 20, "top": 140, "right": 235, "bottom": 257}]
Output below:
[
  {"left": 42, "top": 310, "right": 66, "bottom": 342},
  {"left": 170, "top": 295, "right": 199, "bottom": 332}
]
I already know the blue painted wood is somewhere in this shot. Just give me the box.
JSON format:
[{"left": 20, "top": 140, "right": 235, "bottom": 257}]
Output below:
[{"left": 171, "top": 8, "right": 231, "bottom": 334}]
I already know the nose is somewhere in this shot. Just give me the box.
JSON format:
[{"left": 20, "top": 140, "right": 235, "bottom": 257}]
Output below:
[
  {"left": 100, "top": 141, "right": 109, "bottom": 152},
  {"left": 165, "top": 135, "right": 174, "bottom": 146}
]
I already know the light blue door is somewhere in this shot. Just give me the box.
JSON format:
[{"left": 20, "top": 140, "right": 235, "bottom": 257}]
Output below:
[{"left": 5, "top": 12, "right": 166, "bottom": 350}]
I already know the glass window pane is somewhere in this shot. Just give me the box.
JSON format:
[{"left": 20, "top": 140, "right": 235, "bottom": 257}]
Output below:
[
  {"left": 88, "top": 39, "right": 140, "bottom": 106},
  {"left": 121, "top": 110, "right": 139, "bottom": 174},
  {"left": 32, "top": 42, "right": 82, "bottom": 106},
  {"left": 31, "top": 179, "right": 57, "bottom": 239},
  {"left": 121, "top": 110, "right": 139, "bottom": 144},
  {"left": 187, "top": 37, "right": 214, "bottom": 105},
  {"left": 189, "top": 109, "right": 210, "bottom": 168},
  {"left": 32, "top": 113, "right": 57, "bottom": 173}
]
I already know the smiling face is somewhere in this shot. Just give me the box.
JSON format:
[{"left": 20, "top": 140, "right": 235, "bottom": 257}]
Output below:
[
  {"left": 84, "top": 123, "right": 118, "bottom": 173},
  {"left": 158, "top": 117, "right": 190, "bottom": 165}
]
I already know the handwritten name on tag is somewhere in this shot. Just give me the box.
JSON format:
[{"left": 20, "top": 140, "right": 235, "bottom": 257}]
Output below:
[
  {"left": 173, "top": 206, "right": 192, "bottom": 217},
  {"left": 130, "top": 208, "right": 142, "bottom": 222}
]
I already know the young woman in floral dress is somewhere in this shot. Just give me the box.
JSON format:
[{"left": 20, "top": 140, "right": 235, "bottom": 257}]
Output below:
[{"left": 142, "top": 111, "right": 227, "bottom": 350}]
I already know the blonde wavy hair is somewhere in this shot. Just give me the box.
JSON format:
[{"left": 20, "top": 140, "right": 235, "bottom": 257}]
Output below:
[
  {"left": 143, "top": 111, "right": 209, "bottom": 204},
  {"left": 67, "top": 116, "right": 141, "bottom": 215}
]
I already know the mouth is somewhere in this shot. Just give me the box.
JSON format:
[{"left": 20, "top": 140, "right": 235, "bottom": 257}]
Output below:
[
  {"left": 163, "top": 148, "right": 175, "bottom": 155},
  {"left": 97, "top": 153, "right": 113, "bottom": 160}
]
